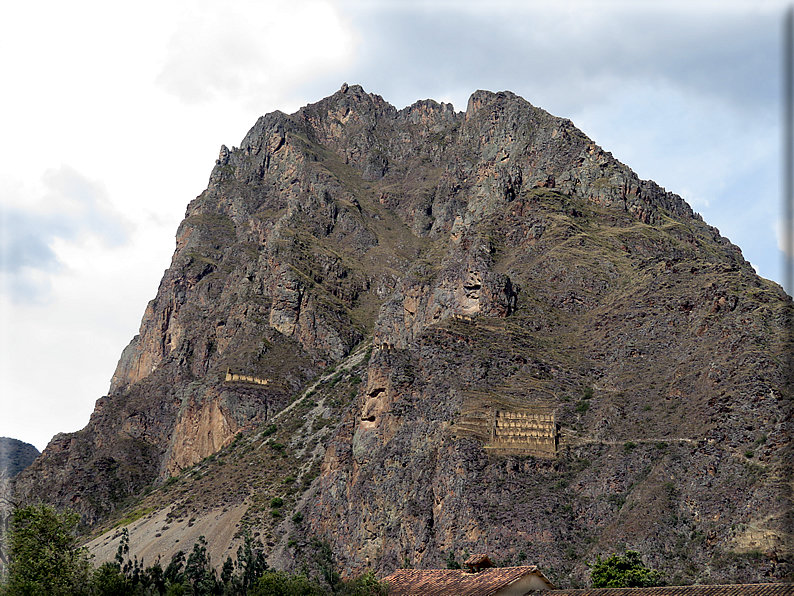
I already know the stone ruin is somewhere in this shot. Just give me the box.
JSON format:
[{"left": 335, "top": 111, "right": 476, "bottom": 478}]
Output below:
[
  {"left": 224, "top": 369, "right": 270, "bottom": 386},
  {"left": 454, "top": 401, "right": 558, "bottom": 458},
  {"left": 484, "top": 409, "right": 557, "bottom": 457}
]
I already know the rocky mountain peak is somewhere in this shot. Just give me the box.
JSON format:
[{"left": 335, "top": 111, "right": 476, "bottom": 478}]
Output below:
[{"left": 12, "top": 85, "right": 792, "bottom": 584}]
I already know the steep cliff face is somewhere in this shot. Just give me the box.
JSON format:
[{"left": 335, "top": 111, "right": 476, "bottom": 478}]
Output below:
[{"left": 14, "top": 85, "right": 793, "bottom": 583}]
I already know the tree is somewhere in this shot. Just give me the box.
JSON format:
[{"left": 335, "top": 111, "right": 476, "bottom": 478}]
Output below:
[
  {"left": 335, "top": 571, "right": 388, "bottom": 596},
  {"left": 164, "top": 549, "right": 187, "bottom": 588},
  {"left": 589, "top": 550, "right": 663, "bottom": 588},
  {"left": 4, "top": 503, "right": 92, "bottom": 596},
  {"left": 89, "top": 527, "right": 135, "bottom": 596},
  {"left": 91, "top": 561, "right": 134, "bottom": 596},
  {"left": 235, "top": 531, "right": 268, "bottom": 593},
  {"left": 184, "top": 535, "right": 221, "bottom": 595},
  {"left": 93, "top": 525, "right": 171, "bottom": 595},
  {"left": 221, "top": 555, "right": 235, "bottom": 588},
  {"left": 250, "top": 570, "right": 325, "bottom": 596},
  {"left": 444, "top": 551, "right": 461, "bottom": 570}
]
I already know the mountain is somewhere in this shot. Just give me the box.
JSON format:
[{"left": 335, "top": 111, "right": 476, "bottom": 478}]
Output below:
[
  {"left": 0, "top": 438, "right": 39, "bottom": 577},
  {"left": 12, "top": 85, "right": 793, "bottom": 585},
  {"left": 0, "top": 438, "right": 39, "bottom": 480}
]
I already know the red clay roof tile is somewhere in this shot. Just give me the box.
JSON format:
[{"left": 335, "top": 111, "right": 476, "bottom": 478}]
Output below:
[
  {"left": 383, "top": 566, "right": 551, "bottom": 596},
  {"left": 541, "top": 585, "right": 794, "bottom": 596}
]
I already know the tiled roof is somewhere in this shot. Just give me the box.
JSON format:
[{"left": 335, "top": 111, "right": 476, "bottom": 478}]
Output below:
[
  {"left": 383, "top": 566, "right": 549, "bottom": 596},
  {"left": 542, "top": 585, "right": 794, "bottom": 596}
]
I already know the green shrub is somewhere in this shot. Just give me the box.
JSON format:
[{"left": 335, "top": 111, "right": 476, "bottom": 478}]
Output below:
[
  {"left": 444, "top": 550, "right": 461, "bottom": 569},
  {"left": 5, "top": 504, "right": 92, "bottom": 596},
  {"left": 337, "top": 571, "right": 389, "bottom": 596},
  {"left": 91, "top": 562, "right": 134, "bottom": 596},
  {"left": 251, "top": 571, "right": 325, "bottom": 596},
  {"left": 589, "top": 550, "right": 663, "bottom": 588}
]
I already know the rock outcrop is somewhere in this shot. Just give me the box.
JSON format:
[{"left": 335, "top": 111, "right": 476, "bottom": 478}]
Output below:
[
  {"left": 0, "top": 438, "right": 39, "bottom": 484},
  {"left": 13, "top": 85, "right": 793, "bottom": 584}
]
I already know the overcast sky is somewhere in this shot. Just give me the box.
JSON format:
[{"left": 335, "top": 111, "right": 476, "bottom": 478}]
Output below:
[{"left": 0, "top": 0, "right": 789, "bottom": 451}]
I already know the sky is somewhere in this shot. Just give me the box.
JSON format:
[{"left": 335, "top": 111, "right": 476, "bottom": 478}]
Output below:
[{"left": 0, "top": 0, "right": 789, "bottom": 452}]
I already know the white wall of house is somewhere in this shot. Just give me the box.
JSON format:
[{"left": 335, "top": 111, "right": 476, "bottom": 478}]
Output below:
[{"left": 494, "top": 572, "right": 554, "bottom": 596}]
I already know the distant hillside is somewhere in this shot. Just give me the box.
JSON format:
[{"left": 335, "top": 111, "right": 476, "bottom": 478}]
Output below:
[
  {"left": 14, "top": 85, "right": 793, "bottom": 586},
  {"left": 0, "top": 437, "right": 39, "bottom": 479}
]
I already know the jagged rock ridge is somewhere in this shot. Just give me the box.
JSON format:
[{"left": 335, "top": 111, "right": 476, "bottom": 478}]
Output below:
[{"left": 13, "top": 85, "right": 793, "bottom": 585}]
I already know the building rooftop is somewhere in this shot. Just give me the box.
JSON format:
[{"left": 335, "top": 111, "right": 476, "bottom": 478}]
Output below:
[
  {"left": 383, "top": 565, "right": 555, "bottom": 596},
  {"left": 541, "top": 586, "right": 794, "bottom": 596}
]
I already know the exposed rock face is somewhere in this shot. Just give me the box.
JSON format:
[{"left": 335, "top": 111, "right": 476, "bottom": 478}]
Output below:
[
  {"left": 0, "top": 438, "right": 39, "bottom": 479},
  {"left": 13, "top": 85, "right": 793, "bottom": 584}
]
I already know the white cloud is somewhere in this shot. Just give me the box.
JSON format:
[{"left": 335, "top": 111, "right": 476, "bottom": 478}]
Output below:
[
  {"left": 775, "top": 218, "right": 793, "bottom": 294},
  {"left": 0, "top": 166, "right": 131, "bottom": 303},
  {"left": 776, "top": 217, "right": 793, "bottom": 257},
  {"left": 0, "top": 212, "right": 176, "bottom": 451},
  {"left": 41, "top": 166, "right": 131, "bottom": 247},
  {"left": 156, "top": 0, "right": 356, "bottom": 109}
]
